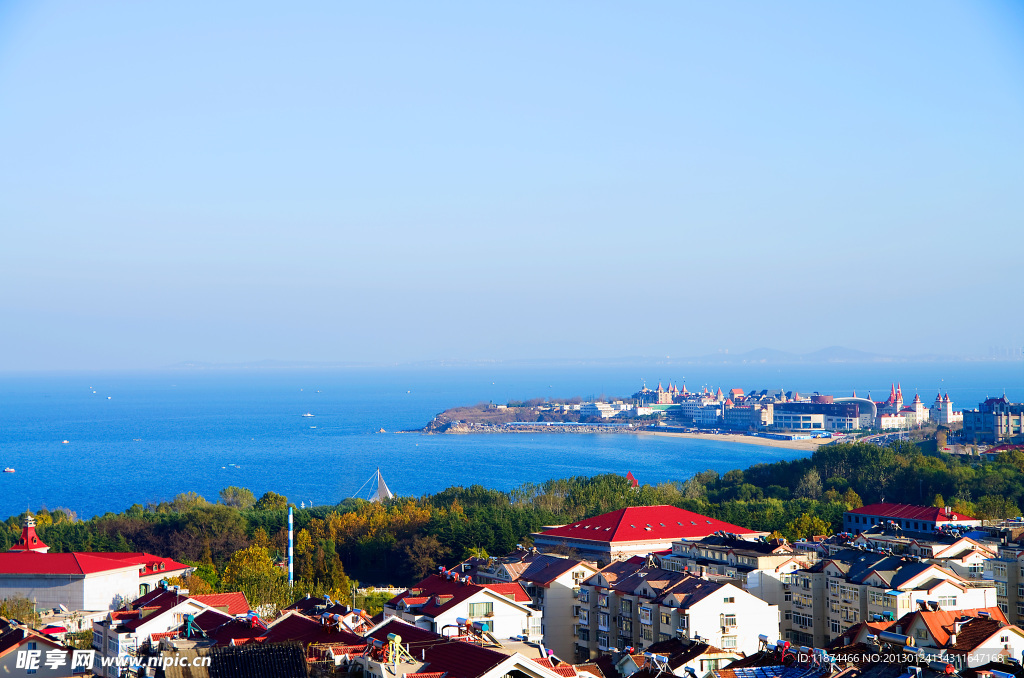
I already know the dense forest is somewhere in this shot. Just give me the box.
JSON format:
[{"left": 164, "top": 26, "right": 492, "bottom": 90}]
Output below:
[{"left": 4, "top": 440, "right": 1023, "bottom": 614}]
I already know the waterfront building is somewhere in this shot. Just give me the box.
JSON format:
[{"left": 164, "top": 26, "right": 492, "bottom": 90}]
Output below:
[
  {"left": 930, "top": 393, "right": 963, "bottom": 427},
  {"left": 532, "top": 506, "right": 765, "bottom": 566},
  {"left": 963, "top": 397, "right": 1024, "bottom": 443},
  {"left": 574, "top": 559, "right": 779, "bottom": 660},
  {"left": 384, "top": 572, "right": 543, "bottom": 641},
  {"left": 843, "top": 503, "right": 981, "bottom": 534},
  {"left": 771, "top": 402, "right": 860, "bottom": 432},
  {"left": 722, "top": 403, "right": 772, "bottom": 431}
]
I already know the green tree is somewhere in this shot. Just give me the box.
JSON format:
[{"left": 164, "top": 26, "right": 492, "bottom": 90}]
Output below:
[
  {"left": 219, "top": 487, "right": 256, "bottom": 510},
  {"left": 222, "top": 545, "right": 292, "bottom": 614},
  {"left": 254, "top": 491, "right": 288, "bottom": 511},
  {"left": 784, "top": 513, "right": 831, "bottom": 541},
  {"left": 794, "top": 469, "right": 823, "bottom": 500},
  {"left": 932, "top": 494, "right": 945, "bottom": 508}
]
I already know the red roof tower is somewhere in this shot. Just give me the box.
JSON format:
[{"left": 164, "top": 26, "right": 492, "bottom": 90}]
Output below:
[{"left": 10, "top": 513, "right": 49, "bottom": 553}]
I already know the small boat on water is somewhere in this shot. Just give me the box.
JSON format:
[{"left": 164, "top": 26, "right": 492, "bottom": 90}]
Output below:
[
  {"left": 302, "top": 412, "right": 315, "bottom": 417},
  {"left": 3, "top": 468, "right": 14, "bottom": 473}
]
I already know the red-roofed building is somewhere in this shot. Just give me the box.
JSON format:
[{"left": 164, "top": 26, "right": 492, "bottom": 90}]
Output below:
[
  {"left": 358, "top": 618, "right": 570, "bottom": 678},
  {"left": 190, "top": 592, "right": 250, "bottom": 616},
  {"left": 0, "top": 549, "right": 192, "bottom": 612},
  {"left": 385, "top": 573, "right": 542, "bottom": 642},
  {"left": 532, "top": 506, "right": 764, "bottom": 565},
  {"left": 9, "top": 513, "right": 49, "bottom": 553},
  {"left": 0, "top": 617, "right": 74, "bottom": 677},
  {"left": 843, "top": 503, "right": 981, "bottom": 533}
]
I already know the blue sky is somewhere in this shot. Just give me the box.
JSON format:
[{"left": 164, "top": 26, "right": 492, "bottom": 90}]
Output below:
[{"left": 1, "top": 2, "right": 1022, "bottom": 370}]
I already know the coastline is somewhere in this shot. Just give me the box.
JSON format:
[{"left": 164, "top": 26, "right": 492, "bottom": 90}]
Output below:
[
  {"left": 640, "top": 430, "right": 824, "bottom": 452},
  {"left": 430, "top": 422, "right": 824, "bottom": 452}
]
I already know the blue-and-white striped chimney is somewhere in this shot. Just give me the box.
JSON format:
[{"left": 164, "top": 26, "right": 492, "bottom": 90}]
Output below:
[{"left": 288, "top": 505, "right": 294, "bottom": 585}]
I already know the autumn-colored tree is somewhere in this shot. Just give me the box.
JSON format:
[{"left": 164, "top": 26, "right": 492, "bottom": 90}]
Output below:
[
  {"left": 254, "top": 491, "right": 288, "bottom": 511},
  {"left": 403, "top": 535, "right": 449, "bottom": 581},
  {"left": 170, "top": 492, "right": 209, "bottom": 512},
  {"left": 219, "top": 486, "right": 256, "bottom": 510},
  {"left": 222, "top": 545, "right": 291, "bottom": 614},
  {"left": 842, "top": 488, "right": 863, "bottom": 509}
]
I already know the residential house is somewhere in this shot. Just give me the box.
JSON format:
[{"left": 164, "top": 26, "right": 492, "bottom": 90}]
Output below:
[{"left": 384, "top": 573, "right": 542, "bottom": 641}]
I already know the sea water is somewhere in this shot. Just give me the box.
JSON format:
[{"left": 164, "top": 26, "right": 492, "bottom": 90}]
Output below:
[{"left": 0, "top": 362, "right": 1021, "bottom": 519}]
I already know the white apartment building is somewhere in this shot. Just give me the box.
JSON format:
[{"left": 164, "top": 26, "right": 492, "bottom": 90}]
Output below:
[{"left": 575, "top": 560, "right": 778, "bottom": 661}]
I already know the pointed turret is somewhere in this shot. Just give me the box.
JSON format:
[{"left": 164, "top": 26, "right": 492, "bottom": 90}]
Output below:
[{"left": 10, "top": 512, "right": 49, "bottom": 553}]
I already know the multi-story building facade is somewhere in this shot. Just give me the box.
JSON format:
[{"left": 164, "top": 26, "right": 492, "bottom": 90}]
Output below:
[
  {"left": 771, "top": 402, "right": 860, "bottom": 432},
  {"left": 780, "top": 548, "right": 997, "bottom": 648},
  {"left": 722, "top": 403, "right": 772, "bottom": 431},
  {"left": 659, "top": 534, "right": 810, "bottom": 606},
  {"left": 963, "top": 397, "right": 1024, "bottom": 443},
  {"left": 574, "top": 560, "right": 778, "bottom": 662}
]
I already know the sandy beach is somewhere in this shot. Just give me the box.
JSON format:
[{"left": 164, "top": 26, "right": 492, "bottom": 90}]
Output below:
[{"left": 642, "top": 430, "right": 825, "bottom": 452}]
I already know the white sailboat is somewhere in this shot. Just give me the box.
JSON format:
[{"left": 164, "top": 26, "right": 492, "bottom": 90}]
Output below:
[{"left": 352, "top": 468, "right": 395, "bottom": 502}]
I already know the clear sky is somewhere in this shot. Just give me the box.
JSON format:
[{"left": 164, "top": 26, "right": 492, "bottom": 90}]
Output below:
[{"left": 1, "top": 1, "right": 1022, "bottom": 370}]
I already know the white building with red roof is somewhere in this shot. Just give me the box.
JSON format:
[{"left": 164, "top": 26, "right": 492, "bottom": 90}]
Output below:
[
  {"left": 1, "top": 514, "right": 192, "bottom": 612},
  {"left": 532, "top": 506, "right": 765, "bottom": 565},
  {"left": 384, "top": 572, "right": 543, "bottom": 642},
  {"left": 843, "top": 503, "right": 981, "bottom": 534}
]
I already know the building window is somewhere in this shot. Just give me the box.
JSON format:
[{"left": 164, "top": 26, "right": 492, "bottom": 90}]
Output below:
[
  {"left": 830, "top": 620, "right": 842, "bottom": 635},
  {"left": 578, "top": 610, "right": 589, "bottom": 625},
  {"left": 598, "top": 593, "right": 609, "bottom": 608},
  {"left": 641, "top": 626, "right": 653, "bottom": 641},
  {"left": 721, "top": 614, "right": 737, "bottom": 628},
  {"left": 579, "top": 589, "right": 590, "bottom": 603},
  {"left": 468, "top": 602, "right": 493, "bottom": 617},
  {"left": 621, "top": 600, "right": 632, "bottom": 615},
  {"left": 723, "top": 596, "right": 735, "bottom": 604},
  {"left": 660, "top": 612, "right": 671, "bottom": 625},
  {"left": 578, "top": 629, "right": 590, "bottom": 642},
  {"left": 938, "top": 596, "right": 957, "bottom": 607},
  {"left": 721, "top": 636, "right": 737, "bottom": 649}
]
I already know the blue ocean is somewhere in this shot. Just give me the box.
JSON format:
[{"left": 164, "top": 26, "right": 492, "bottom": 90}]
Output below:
[{"left": 0, "top": 362, "right": 1021, "bottom": 519}]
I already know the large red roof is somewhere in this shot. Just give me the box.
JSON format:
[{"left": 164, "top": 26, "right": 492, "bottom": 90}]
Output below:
[
  {"left": 95, "top": 552, "right": 191, "bottom": 577},
  {"left": 537, "top": 506, "right": 758, "bottom": 543},
  {"left": 849, "top": 503, "right": 975, "bottom": 522},
  {"left": 0, "top": 552, "right": 144, "bottom": 575},
  {"left": 191, "top": 592, "right": 251, "bottom": 616}
]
